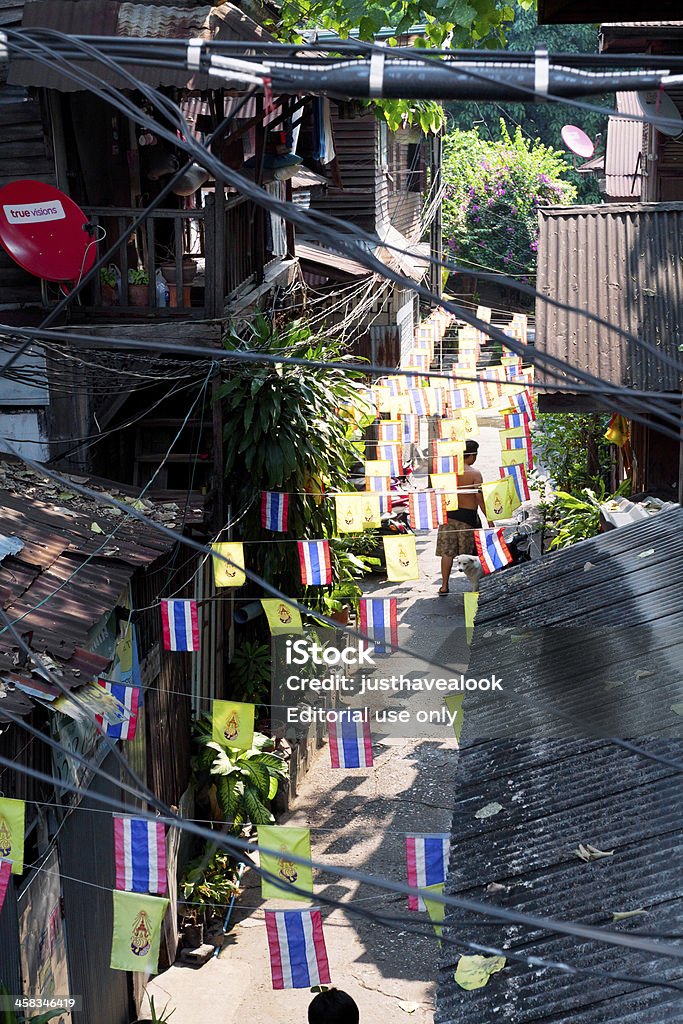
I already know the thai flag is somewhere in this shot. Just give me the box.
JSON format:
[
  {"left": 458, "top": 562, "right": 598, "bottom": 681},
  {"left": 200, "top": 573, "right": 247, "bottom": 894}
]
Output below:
[
  {"left": 328, "top": 710, "right": 373, "bottom": 768},
  {"left": 96, "top": 681, "right": 141, "bottom": 740},
  {"left": 359, "top": 598, "right": 398, "bottom": 655},
  {"left": 297, "top": 540, "right": 332, "bottom": 586},
  {"left": 427, "top": 388, "right": 443, "bottom": 416},
  {"left": 510, "top": 389, "right": 535, "bottom": 420},
  {"left": 113, "top": 815, "right": 167, "bottom": 895},
  {"left": 377, "top": 443, "right": 401, "bottom": 476},
  {"left": 160, "top": 599, "right": 199, "bottom": 652},
  {"left": 448, "top": 387, "right": 467, "bottom": 411},
  {"left": 402, "top": 414, "right": 419, "bottom": 444},
  {"left": 366, "top": 475, "right": 392, "bottom": 515},
  {"left": 500, "top": 464, "right": 531, "bottom": 502},
  {"left": 408, "top": 389, "right": 428, "bottom": 417},
  {"left": 505, "top": 436, "right": 528, "bottom": 450},
  {"left": 378, "top": 420, "right": 401, "bottom": 442},
  {"left": 0, "top": 859, "right": 9, "bottom": 913},
  {"left": 477, "top": 381, "right": 491, "bottom": 409},
  {"left": 406, "top": 834, "right": 450, "bottom": 911},
  {"left": 409, "top": 491, "right": 446, "bottom": 531},
  {"left": 503, "top": 412, "right": 530, "bottom": 432},
  {"left": 474, "top": 529, "right": 513, "bottom": 575},
  {"left": 432, "top": 455, "right": 457, "bottom": 474},
  {"left": 261, "top": 491, "right": 289, "bottom": 532},
  {"left": 265, "top": 908, "right": 330, "bottom": 989}
]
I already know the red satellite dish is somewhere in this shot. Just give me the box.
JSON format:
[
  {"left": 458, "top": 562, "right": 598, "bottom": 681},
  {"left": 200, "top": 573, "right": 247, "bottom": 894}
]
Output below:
[
  {"left": 561, "top": 125, "right": 595, "bottom": 159},
  {"left": 0, "top": 180, "right": 96, "bottom": 283}
]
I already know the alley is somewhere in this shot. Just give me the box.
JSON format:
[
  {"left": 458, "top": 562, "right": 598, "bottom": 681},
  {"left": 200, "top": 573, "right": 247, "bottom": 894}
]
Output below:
[{"left": 144, "top": 423, "right": 504, "bottom": 1023}]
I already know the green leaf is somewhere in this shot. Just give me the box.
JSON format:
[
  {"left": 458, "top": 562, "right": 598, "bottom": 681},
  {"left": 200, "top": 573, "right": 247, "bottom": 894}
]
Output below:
[
  {"left": 240, "top": 758, "right": 271, "bottom": 798},
  {"left": 454, "top": 955, "right": 506, "bottom": 990}
]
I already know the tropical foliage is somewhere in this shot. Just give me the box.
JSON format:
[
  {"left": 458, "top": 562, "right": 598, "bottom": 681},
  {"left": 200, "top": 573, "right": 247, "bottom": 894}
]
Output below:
[
  {"left": 446, "top": 3, "right": 607, "bottom": 201},
  {"left": 180, "top": 846, "right": 242, "bottom": 919},
  {"left": 546, "top": 480, "right": 631, "bottom": 550},
  {"left": 442, "top": 121, "right": 576, "bottom": 277},
  {"left": 271, "top": 0, "right": 534, "bottom": 132},
  {"left": 534, "top": 413, "right": 613, "bottom": 492},
  {"left": 216, "top": 316, "right": 373, "bottom": 601},
  {"left": 192, "top": 715, "right": 288, "bottom": 833}
]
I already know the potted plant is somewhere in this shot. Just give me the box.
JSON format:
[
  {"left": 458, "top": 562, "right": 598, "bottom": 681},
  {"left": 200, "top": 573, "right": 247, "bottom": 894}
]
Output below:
[
  {"left": 99, "top": 265, "right": 119, "bottom": 305},
  {"left": 127, "top": 268, "right": 150, "bottom": 307},
  {"left": 131, "top": 994, "right": 175, "bottom": 1024},
  {"left": 179, "top": 846, "right": 243, "bottom": 933}
]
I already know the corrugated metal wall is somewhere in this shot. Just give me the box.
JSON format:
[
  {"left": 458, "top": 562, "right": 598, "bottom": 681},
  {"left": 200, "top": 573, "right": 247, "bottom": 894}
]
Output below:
[
  {"left": 536, "top": 202, "right": 683, "bottom": 391},
  {"left": 59, "top": 753, "right": 132, "bottom": 1024},
  {"left": 0, "top": 871, "right": 21, "bottom": 993}
]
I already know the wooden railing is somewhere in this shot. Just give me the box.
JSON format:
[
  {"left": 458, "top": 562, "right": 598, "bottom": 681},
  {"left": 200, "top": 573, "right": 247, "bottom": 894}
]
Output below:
[{"left": 82, "top": 195, "right": 262, "bottom": 318}]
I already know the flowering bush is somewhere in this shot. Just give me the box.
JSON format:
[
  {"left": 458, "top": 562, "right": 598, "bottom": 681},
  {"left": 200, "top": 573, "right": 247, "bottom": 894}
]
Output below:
[{"left": 442, "top": 122, "right": 577, "bottom": 276}]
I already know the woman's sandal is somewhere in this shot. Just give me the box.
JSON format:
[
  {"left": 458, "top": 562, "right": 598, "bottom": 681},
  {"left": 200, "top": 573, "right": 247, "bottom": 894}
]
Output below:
[{"left": 438, "top": 586, "right": 449, "bottom": 596}]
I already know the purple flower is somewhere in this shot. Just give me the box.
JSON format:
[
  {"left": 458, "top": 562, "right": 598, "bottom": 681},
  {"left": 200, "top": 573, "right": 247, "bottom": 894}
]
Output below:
[
  {"left": 538, "top": 173, "right": 550, "bottom": 185},
  {"left": 471, "top": 203, "right": 479, "bottom": 212},
  {"left": 529, "top": 240, "right": 539, "bottom": 252}
]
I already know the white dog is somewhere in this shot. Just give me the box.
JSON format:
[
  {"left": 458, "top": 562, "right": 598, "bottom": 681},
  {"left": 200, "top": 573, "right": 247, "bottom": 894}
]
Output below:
[{"left": 452, "top": 554, "right": 485, "bottom": 592}]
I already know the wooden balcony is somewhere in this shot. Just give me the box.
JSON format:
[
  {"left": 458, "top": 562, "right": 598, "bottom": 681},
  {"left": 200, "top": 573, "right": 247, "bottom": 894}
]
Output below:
[{"left": 80, "top": 193, "right": 263, "bottom": 320}]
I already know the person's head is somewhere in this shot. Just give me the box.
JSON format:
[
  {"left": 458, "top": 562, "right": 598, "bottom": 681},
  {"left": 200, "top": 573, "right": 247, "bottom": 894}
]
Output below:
[
  {"left": 464, "top": 439, "right": 479, "bottom": 465},
  {"left": 308, "top": 989, "right": 359, "bottom": 1024}
]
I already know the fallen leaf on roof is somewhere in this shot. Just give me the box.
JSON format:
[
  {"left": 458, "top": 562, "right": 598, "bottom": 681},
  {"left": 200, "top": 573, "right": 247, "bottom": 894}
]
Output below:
[
  {"left": 583, "top": 561, "right": 595, "bottom": 571},
  {"left": 611, "top": 909, "right": 647, "bottom": 923},
  {"left": 90, "top": 522, "right": 104, "bottom": 534},
  {"left": 58, "top": 492, "right": 75, "bottom": 500},
  {"left": 575, "top": 843, "right": 614, "bottom": 863},
  {"left": 398, "top": 1001, "right": 420, "bottom": 1013},
  {"left": 604, "top": 680, "right": 625, "bottom": 691},
  {"left": 475, "top": 802, "right": 503, "bottom": 820},
  {"left": 637, "top": 549, "right": 655, "bottom": 558},
  {"left": 635, "top": 670, "right": 654, "bottom": 680},
  {"left": 454, "top": 955, "right": 506, "bottom": 991},
  {"left": 671, "top": 704, "right": 683, "bottom": 716},
  {"left": 485, "top": 882, "right": 507, "bottom": 894}
]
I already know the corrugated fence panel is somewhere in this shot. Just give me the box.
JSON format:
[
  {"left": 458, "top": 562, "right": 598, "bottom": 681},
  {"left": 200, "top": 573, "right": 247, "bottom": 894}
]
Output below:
[
  {"left": 536, "top": 202, "right": 683, "bottom": 391},
  {"left": 59, "top": 753, "right": 132, "bottom": 1024},
  {"left": 0, "top": 873, "right": 21, "bottom": 993}
]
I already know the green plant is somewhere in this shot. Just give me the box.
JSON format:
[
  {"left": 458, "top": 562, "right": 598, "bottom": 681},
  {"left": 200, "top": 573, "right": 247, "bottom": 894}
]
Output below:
[
  {"left": 99, "top": 265, "right": 117, "bottom": 287},
  {"left": 546, "top": 480, "right": 631, "bottom": 550},
  {"left": 128, "top": 268, "right": 149, "bottom": 285},
  {"left": 229, "top": 641, "right": 271, "bottom": 705},
  {"left": 142, "top": 995, "right": 175, "bottom": 1023},
  {"left": 179, "top": 846, "right": 242, "bottom": 923},
  {"left": 192, "top": 715, "right": 288, "bottom": 833},
  {"left": 372, "top": 98, "right": 446, "bottom": 134},
  {"left": 216, "top": 316, "right": 365, "bottom": 597},
  {"left": 0, "top": 985, "right": 65, "bottom": 1024},
  {"left": 442, "top": 121, "right": 577, "bottom": 277},
  {"left": 534, "top": 413, "right": 613, "bottom": 492}
]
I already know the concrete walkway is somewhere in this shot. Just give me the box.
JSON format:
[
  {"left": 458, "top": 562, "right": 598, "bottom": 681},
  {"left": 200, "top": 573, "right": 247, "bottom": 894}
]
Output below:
[{"left": 144, "top": 423, "right": 505, "bottom": 1024}]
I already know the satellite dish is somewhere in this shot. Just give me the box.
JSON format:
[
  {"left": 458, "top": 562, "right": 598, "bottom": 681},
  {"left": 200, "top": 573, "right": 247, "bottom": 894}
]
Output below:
[
  {"left": 636, "top": 90, "right": 683, "bottom": 137},
  {"left": 561, "top": 125, "right": 595, "bottom": 159},
  {"left": 0, "top": 180, "right": 96, "bottom": 283}
]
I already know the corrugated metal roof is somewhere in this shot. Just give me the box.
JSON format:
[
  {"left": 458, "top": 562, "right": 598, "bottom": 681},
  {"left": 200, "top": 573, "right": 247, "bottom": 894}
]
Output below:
[
  {"left": 296, "top": 241, "right": 372, "bottom": 279},
  {"left": 604, "top": 92, "right": 643, "bottom": 199},
  {"left": 436, "top": 509, "right": 683, "bottom": 1022},
  {"left": 0, "top": 460, "right": 194, "bottom": 713},
  {"left": 535, "top": 202, "right": 683, "bottom": 391},
  {"left": 9, "top": 0, "right": 272, "bottom": 91}
]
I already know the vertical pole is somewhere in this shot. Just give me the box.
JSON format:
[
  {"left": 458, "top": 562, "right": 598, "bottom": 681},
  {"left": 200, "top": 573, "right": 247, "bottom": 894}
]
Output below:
[{"left": 429, "top": 128, "right": 443, "bottom": 302}]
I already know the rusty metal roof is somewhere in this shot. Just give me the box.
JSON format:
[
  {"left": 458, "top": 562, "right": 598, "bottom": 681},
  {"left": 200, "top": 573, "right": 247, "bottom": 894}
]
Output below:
[
  {"left": 604, "top": 92, "right": 643, "bottom": 200},
  {"left": 0, "top": 459, "right": 195, "bottom": 712},
  {"left": 9, "top": 0, "right": 273, "bottom": 91},
  {"left": 436, "top": 509, "right": 683, "bottom": 1022},
  {"left": 535, "top": 201, "right": 683, "bottom": 391}
]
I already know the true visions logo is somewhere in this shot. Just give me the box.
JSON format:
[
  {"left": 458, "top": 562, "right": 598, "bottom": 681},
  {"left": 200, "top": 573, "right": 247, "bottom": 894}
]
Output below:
[{"left": 3, "top": 200, "right": 66, "bottom": 224}]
